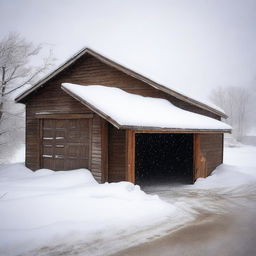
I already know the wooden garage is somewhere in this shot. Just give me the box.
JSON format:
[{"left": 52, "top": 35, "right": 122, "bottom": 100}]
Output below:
[{"left": 15, "top": 48, "right": 231, "bottom": 184}]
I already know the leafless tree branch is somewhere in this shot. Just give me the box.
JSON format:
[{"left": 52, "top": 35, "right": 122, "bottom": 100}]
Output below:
[
  {"left": 0, "top": 33, "right": 55, "bottom": 161},
  {"left": 210, "top": 86, "right": 252, "bottom": 140}
]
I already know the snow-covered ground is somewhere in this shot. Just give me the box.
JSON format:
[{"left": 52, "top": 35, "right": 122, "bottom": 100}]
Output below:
[
  {"left": 0, "top": 144, "right": 256, "bottom": 256},
  {"left": 115, "top": 144, "right": 256, "bottom": 256},
  {"left": 0, "top": 165, "right": 187, "bottom": 256}
]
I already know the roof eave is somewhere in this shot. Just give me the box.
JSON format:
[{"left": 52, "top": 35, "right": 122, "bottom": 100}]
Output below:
[
  {"left": 61, "top": 85, "right": 121, "bottom": 130},
  {"left": 119, "top": 125, "right": 231, "bottom": 133},
  {"left": 15, "top": 47, "right": 91, "bottom": 103},
  {"left": 62, "top": 85, "right": 231, "bottom": 134}
]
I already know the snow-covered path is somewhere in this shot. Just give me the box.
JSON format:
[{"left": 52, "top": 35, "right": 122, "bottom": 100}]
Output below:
[
  {"left": 113, "top": 145, "right": 256, "bottom": 256},
  {"left": 113, "top": 197, "right": 256, "bottom": 256}
]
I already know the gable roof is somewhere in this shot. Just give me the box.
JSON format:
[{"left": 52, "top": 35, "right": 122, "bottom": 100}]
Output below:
[
  {"left": 15, "top": 47, "right": 227, "bottom": 118},
  {"left": 61, "top": 83, "right": 231, "bottom": 133}
]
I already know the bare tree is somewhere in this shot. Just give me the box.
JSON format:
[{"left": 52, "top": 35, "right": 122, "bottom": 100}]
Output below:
[
  {"left": 0, "top": 33, "right": 54, "bottom": 162},
  {"left": 210, "top": 86, "right": 251, "bottom": 141}
]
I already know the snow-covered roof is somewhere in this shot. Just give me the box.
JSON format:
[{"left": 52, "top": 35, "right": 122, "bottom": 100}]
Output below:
[
  {"left": 61, "top": 83, "right": 231, "bottom": 132},
  {"left": 15, "top": 48, "right": 227, "bottom": 118}
]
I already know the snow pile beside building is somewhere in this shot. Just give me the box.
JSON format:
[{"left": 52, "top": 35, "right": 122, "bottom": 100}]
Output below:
[
  {"left": 62, "top": 83, "right": 231, "bottom": 131},
  {"left": 0, "top": 164, "right": 181, "bottom": 256},
  {"left": 194, "top": 145, "right": 256, "bottom": 190}
]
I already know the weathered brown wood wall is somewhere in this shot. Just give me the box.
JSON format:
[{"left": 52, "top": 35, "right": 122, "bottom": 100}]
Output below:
[
  {"left": 90, "top": 116, "right": 103, "bottom": 182},
  {"left": 25, "top": 86, "right": 104, "bottom": 182},
  {"left": 107, "top": 124, "right": 126, "bottom": 182},
  {"left": 200, "top": 133, "right": 223, "bottom": 176}
]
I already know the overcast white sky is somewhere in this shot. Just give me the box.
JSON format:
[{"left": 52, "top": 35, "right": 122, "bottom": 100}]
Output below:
[{"left": 0, "top": 0, "right": 256, "bottom": 99}]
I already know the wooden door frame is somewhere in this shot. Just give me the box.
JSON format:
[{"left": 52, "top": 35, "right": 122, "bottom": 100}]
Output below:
[
  {"left": 193, "top": 133, "right": 208, "bottom": 181},
  {"left": 125, "top": 130, "right": 135, "bottom": 183},
  {"left": 126, "top": 130, "right": 199, "bottom": 184},
  {"left": 193, "top": 134, "right": 200, "bottom": 182}
]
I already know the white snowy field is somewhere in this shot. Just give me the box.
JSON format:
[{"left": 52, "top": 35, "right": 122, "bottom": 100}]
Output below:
[{"left": 0, "top": 144, "right": 256, "bottom": 256}]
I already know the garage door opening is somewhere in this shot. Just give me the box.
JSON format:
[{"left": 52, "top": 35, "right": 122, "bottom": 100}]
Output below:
[{"left": 135, "top": 133, "right": 193, "bottom": 186}]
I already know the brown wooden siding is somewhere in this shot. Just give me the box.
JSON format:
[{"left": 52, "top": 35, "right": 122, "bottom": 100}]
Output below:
[
  {"left": 25, "top": 109, "right": 40, "bottom": 170},
  {"left": 108, "top": 124, "right": 126, "bottom": 182},
  {"left": 26, "top": 53, "right": 220, "bottom": 120},
  {"left": 90, "top": 115, "right": 102, "bottom": 182},
  {"left": 25, "top": 91, "right": 104, "bottom": 182},
  {"left": 101, "top": 119, "right": 109, "bottom": 182},
  {"left": 200, "top": 133, "right": 223, "bottom": 176}
]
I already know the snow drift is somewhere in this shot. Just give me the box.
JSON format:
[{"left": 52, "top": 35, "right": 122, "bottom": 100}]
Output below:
[
  {"left": 0, "top": 164, "right": 180, "bottom": 256},
  {"left": 1, "top": 144, "right": 256, "bottom": 255}
]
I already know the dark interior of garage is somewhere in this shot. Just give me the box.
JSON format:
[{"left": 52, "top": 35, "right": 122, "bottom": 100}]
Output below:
[{"left": 135, "top": 133, "right": 193, "bottom": 186}]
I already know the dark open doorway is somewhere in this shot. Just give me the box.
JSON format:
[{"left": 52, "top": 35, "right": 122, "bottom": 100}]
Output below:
[{"left": 135, "top": 133, "right": 193, "bottom": 186}]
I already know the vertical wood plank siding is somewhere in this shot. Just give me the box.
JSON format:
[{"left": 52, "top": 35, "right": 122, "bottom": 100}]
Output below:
[
  {"left": 108, "top": 124, "right": 126, "bottom": 182},
  {"left": 25, "top": 108, "right": 40, "bottom": 170},
  {"left": 200, "top": 134, "right": 223, "bottom": 176},
  {"left": 101, "top": 119, "right": 109, "bottom": 182},
  {"left": 90, "top": 115, "right": 102, "bottom": 182}
]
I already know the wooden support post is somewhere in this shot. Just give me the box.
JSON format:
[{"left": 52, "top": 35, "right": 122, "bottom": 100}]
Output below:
[
  {"left": 193, "top": 134, "right": 207, "bottom": 181},
  {"left": 101, "top": 120, "right": 108, "bottom": 183},
  {"left": 194, "top": 134, "right": 200, "bottom": 182},
  {"left": 126, "top": 130, "right": 135, "bottom": 183}
]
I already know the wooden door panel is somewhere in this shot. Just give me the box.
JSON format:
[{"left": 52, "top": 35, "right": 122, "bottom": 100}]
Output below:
[
  {"left": 43, "top": 119, "right": 55, "bottom": 128},
  {"left": 42, "top": 145, "right": 54, "bottom": 155},
  {"left": 43, "top": 129, "right": 54, "bottom": 139},
  {"left": 42, "top": 157, "right": 54, "bottom": 170},
  {"left": 41, "top": 118, "right": 92, "bottom": 170},
  {"left": 55, "top": 130, "right": 65, "bottom": 140},
  {"left": 55, "top": 119, "right": 66, "bottom": 128},
  {"left": 55, "top": 146, "right": 65, "bottom": 155},
  {"left": 54, "top": 158, "right": 65, "bottom": 170}
]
